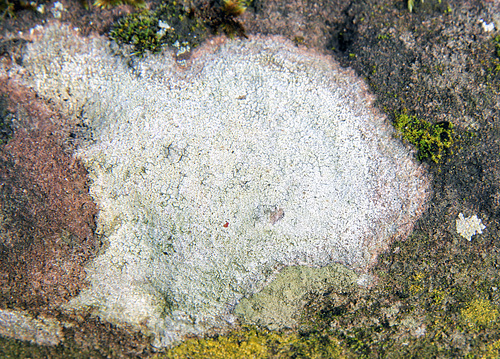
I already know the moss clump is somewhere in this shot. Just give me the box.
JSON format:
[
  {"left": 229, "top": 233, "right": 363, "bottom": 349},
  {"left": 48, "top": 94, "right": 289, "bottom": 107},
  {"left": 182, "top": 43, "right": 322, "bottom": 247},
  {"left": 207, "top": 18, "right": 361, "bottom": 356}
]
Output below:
[
  {"left": 155, "top": 0, "right": 207, "bottom": 50},
  {"left": 109, "top": 0, "right": 251, "bottom": 56},
  {"left": 221, "top": 0, "right": 247, "bottom": 17},
  {"left": 210, "top": 0, "right": 247, "bottom": 38},
  {"left": 0, "top": 0, "right": 37, "bottom": 19},
  {"left": 461, "top": 298, "right": 499, "bottom": 328},
  {"left": 393, "top": 110, "right": 454, "bottom": 163},
  {"left": 0, "top": 0, "right": 15, "bottom": 18},
  {"left": 110, "top": 0, "right": 207, "bottom": 56},
  {"left": 110, "top": 11, "right": 163, "bottom": 55},
  {"left": 159, "top": 327, "right": 347, "bottom": 359}
]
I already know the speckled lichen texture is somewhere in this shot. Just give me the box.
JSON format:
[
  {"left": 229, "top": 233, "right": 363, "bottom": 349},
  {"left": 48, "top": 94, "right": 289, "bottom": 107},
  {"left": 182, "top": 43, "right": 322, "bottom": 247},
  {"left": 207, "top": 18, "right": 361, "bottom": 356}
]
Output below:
[{"left": 16, "top": 25, "right": 429, "bottom": 347}]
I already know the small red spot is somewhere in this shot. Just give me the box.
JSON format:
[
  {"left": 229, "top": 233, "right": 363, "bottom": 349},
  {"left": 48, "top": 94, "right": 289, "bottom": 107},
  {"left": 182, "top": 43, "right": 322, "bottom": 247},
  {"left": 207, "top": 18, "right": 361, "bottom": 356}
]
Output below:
[{"left": 223, "top": 221, "right": 229, "bottom": 228}]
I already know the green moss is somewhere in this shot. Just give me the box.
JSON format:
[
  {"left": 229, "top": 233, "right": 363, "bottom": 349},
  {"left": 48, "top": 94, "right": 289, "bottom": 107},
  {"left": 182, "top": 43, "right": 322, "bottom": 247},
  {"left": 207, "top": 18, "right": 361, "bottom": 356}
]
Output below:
[
  {"left": 158, "top": 327, "right": 347, "bottom": 359},
  {"left": 393, "top": 110, "right": 454, "bottom": 163},
  {"left": 155, "top": 0, "right": 207, "bottom": 50},
  {"left": 109, "top": 0, "right": 251, "bottom": 56},
  {"left": 221, "top": 0, "right": 247, "bottom": 18},
  {"left": 110, "top": 11, "right": 163, "bottom": 55},
  {"left": 0, "top": 0, "right": 15, "bottom": 18},
  {"left": 110, "top": 0, "right": 207, "bottom": 56},
  {"left": 0, "top": 0, "right": 37, "bottom": 19}
]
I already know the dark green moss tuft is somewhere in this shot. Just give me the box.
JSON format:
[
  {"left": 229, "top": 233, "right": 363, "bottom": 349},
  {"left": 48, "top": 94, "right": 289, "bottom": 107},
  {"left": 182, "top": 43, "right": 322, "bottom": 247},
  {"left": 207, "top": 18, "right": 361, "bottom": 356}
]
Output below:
[
  {"left": 155, "top": 0, "right": 207, "bottom": 50},
  {"left": 0, "top": 0, "right": 37, "bottom": 19},
  {"left": 109, "top": 0, "right": 252, "bottom": 57},
  {"left": 394, "top": 110, "right": 454, "bottom": 163},
  {"left": 110, "top": 0, "right": 207, "bottom": 57},
  {"left": 110, "top": 11, "right": 165, "bottom": 56}
]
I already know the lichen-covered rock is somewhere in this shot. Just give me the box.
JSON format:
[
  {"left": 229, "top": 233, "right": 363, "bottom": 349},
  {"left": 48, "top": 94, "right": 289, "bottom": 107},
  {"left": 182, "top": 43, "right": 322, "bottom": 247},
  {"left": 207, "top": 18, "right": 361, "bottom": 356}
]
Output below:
[{"left": 15, "top": 25, "right": 430, "bottom": 347}]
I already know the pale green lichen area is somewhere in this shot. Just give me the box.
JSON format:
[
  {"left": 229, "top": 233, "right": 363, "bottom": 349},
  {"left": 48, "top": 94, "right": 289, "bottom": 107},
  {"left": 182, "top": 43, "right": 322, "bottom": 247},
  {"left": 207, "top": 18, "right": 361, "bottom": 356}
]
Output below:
[{"left": 235, "top": 264, "right": 358, "bottom": 330}]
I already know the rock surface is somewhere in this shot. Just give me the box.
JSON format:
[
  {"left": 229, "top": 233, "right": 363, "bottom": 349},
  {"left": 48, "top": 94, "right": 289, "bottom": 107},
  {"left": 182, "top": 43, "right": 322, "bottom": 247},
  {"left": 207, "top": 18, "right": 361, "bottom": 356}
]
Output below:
[{"left": 11, "top": 25, "right": 430, "bottom": 347}]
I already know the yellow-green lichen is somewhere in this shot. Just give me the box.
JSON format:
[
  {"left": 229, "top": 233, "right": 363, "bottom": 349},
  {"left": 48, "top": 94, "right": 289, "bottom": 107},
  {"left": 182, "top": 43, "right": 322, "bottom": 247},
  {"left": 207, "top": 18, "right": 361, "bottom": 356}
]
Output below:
[
  {"left": 483, "top": 339, "right": 500, "bottom": 359},
  {"left": 461, "top": 298, "right": 499, "bottom": 328},
  {"left": 158, "top": 328, "right": 347, "bottom": 359},
  {"left": 409, "top": 271, "right": 426, "bottom": 295},
  {"left": 394, "top": 110, "right": 454, "bottom": 163}
]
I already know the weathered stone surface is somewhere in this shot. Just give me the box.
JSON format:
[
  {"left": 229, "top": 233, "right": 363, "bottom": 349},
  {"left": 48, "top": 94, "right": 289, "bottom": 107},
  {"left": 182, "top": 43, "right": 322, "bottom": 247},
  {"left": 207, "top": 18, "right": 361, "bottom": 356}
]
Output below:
[{"left": 12, "top": 25, "right": 429, "bottom": 347}]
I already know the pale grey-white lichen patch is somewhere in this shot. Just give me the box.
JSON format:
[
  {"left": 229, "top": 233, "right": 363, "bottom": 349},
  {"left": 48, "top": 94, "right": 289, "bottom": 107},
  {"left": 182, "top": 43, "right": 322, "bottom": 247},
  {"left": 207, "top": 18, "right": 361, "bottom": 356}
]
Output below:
[
  {"left": 15, "top": 25, "right": 430, "bottom": 347},
  {"left": 0, "top": 308, "right": 64, "bottom": 346},
  {"left": 456, "top": 212, "right": 486, "bottom": 241}
]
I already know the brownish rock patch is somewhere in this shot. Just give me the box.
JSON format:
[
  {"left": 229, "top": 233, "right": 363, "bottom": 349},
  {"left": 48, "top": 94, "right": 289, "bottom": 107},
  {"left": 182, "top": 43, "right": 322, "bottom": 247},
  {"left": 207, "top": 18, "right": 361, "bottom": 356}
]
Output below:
[{"left": 0, "top": 78, "right": 99, "bottom": 313}]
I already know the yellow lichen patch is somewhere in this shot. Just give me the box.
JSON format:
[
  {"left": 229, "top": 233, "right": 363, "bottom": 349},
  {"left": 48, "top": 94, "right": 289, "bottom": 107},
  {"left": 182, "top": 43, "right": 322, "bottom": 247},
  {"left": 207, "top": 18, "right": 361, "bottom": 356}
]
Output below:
[
  {"left": 409, "top": 272, "right": 426, "bottom": 295},
  {"left": 431, "top": 288, "right": 446, "bottom": 306},
  {"left": 482, "top": 339, "right": 500, "bottom": 359},
  {"left": 158, "top": 328, "right": 347, "bottom": 359},
  {"left": 461, "top": 299, "right": 499, "bottom": 328}
]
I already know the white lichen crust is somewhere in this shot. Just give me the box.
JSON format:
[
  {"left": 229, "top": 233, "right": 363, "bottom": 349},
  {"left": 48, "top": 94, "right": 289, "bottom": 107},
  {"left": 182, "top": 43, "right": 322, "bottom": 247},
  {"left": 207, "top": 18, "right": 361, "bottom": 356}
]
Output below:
[
  {"left": 456, "top": 213, "right": 486, "bottom": 241},
  {"left": 0, "top": 308, "right": 63, "bottom": 346},
  {"left": 17, "top": 26, "right": 430, "bottom": 347}
]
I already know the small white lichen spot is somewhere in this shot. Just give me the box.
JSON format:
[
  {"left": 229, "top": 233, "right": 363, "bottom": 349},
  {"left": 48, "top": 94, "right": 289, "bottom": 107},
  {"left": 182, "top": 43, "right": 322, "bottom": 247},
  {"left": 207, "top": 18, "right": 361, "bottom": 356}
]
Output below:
[
  {"left": 479, "top": 18, "right": 495, "bottom": 32},
  {"left": 456, "top": 213, "right": 486, "bottom": 241},
  {"left": 16, "top": 25, "right": 431, "bottom": 347},
  {"left": 50, "top": 2, "right": 65, "bottom": 19}
]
